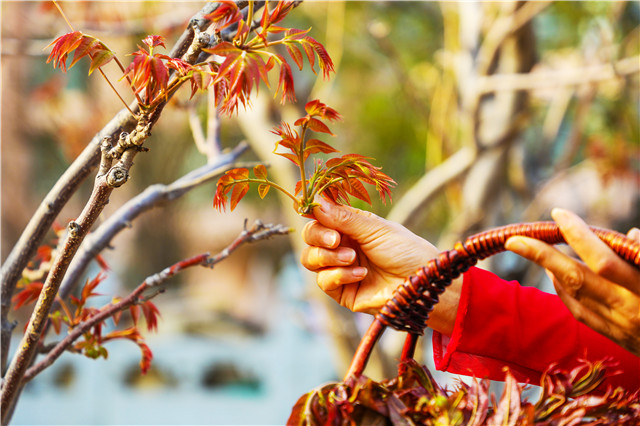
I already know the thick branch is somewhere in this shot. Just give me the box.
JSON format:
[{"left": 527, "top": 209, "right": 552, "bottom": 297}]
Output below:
[
  {"left": 0, "top": 0, "right": 227, "bottom": 375},
  {"left": 0, "top": 107, "right": 135, "bottom": 374},
  {"left": 1, "top": 173, "right": 115, "bottom": 423},
  {"left": 22, "top": 221, "right": 290, "bottom": 384},
  {"left": 477, "top": 56, "right": 640, "bottom": 94}
]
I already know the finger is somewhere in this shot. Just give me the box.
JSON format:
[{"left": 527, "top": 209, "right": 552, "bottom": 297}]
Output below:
[
  {"left": 301, "top": 220, "right": 341, "bottom": 249},
  {"left": 548, "top": 270, "right": 640, "bottom": 355},
  {"left": 551, "top": 208, "right": 640, "bottom": 293},
  {"left": 300, "top": 246, "right": 356, "bottom": 271},
  {"left": 627, "top": 227, "right": 640, "bottom": 243},
  {"left": 311, "top": 197, "right": 384, "bottom": 242},
  {"left": 316, "top": 266, "right": 368, "bottom": 292},
  {"left": 505, "top": 236, "right": 620, "bottom": 307}
]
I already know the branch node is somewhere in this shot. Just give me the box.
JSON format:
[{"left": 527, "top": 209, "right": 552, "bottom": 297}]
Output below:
[
  {"left": 68, "top": 221, "right": 81, "bottom": 237},
  {"left": 106, "top": 166, "right": 129, "bottom": 188},
  {"left": 184, "top": 24, "right": 211, "bottom": 64}
]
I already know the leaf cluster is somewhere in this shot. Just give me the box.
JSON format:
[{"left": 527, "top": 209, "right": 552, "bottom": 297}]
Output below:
[
  {"left": 214, "top": 100, "right": 395, "bottom": 215},
  {"left": 45, "top": 1, "right": 335, "bottom": 115},
  {"left": 46, "top": 31, "right": 115, "bottom": 75},
  {"left": 288, "top": 359, "right": 640, "bottom": 425},
  {"left": 13, "top": 238, "right": 159, "bottom": 374}
]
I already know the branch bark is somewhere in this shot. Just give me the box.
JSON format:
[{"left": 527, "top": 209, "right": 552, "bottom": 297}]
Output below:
[
  {"left": 58, "top": 142, "right": 249, "bottom": 301},
  {"left": 0, "top": 2, "right": 238, "bottom": 419},
  {"left": 0, "top": 0, "right": 230, "bottom": 376}
]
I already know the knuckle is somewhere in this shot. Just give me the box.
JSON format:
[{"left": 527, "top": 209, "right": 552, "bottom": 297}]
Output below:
[
  {"left": 560, "top": 267, "right": 585, "bottom": 297},
  {"left": 301, "top": 221, "right": 318, "bottom": 243},
  {"left": 334, "top": 206, "right": 354, "bottom": 227},
  {"left": 592, "top": 256, "right": 616, "bottom": 277},
  {"left": 299, "top": 247, "right": 313, "bottom": 270}
]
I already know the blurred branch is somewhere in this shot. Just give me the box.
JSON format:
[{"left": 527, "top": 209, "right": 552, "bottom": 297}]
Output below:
[
  {"left": 58, "top": 142, "right": 250, "bottom": 302},
  {"left": 22, "top": 220, "right": 291, "bottom": 384},
  {"left": 475, "top": 1, "right": 552, "bottom": 78},
  {"left": 477, "top": 56, "right": 640, "bottom": 93},
  {"left": 386, "top": 147, "right": 476, "bottom": 227}
]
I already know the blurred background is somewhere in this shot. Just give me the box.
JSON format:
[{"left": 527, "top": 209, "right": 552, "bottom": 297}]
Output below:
[{"left": 2, "top": 1, "right": 639, "bottom": 424}]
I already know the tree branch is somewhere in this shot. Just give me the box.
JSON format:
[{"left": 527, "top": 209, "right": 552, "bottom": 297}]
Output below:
[
  {"left": 58, "top": 142, "right": 250, "bottom": 301},
  {"left": 0, "top": 0, "right": 229, "bottom": 375},
  {"left": 386, "top": 147, "right": 476, "bottom": 227},
  {"left": 21, "top": 220, "right": 291, "bottom": 384},
  {"left": 477, "top": 56, "right": 640, "bottom": 94}
]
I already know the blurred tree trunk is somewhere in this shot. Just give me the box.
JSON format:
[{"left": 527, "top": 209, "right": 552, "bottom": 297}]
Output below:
[{"left": 441, "top": 2, "right": 538, "bottom": 247}]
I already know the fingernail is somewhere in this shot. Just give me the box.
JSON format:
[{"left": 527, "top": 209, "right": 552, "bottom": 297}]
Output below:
[
  {"left": 550, "top": 208, "right": 568, "bottom": 221},
  {"left": 323, "top": 232, "right": 338, "bottom": 247},
  {"left": 505, "top": 237, "right": 529, "bottom": 253},
  {"left": 337, "top": 248, "right": 355, "bottom": 262},
  {"left": 353, "top": 267, "right": 367, "bottom": 278}
]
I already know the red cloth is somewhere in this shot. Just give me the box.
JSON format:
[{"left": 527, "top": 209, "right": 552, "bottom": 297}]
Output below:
[{"left": 432, "top": 267, "right": 640, "bottom": 392}]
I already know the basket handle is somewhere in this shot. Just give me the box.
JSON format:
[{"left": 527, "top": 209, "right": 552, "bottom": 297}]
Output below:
[{"left": 344, "top": 222, "right": 640, "bottom": 380}]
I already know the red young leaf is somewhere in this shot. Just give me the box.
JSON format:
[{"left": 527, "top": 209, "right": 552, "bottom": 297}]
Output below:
[
  {"left": 12, "top": 282, "right": 44, "bottom": 310},
  {"left": 95, "top": 254, "right": 110, "bottom": 271},
  {"left": 46, "top": 31, "right": 84, "bottom": 71},
  {"left": 140, "top": 300, "right": 161, "bottom": 333},
  {"left": 230, "top": 182, "right": 249, "bottom": 211},
  {"left": 123, "top": 36, "right": 171, "bottom": 104},
  {"left": 306, "top": 117, "right": 334, "bottom": 135},
  {"left": 69, "top": 36, "right": 100, "bottom": 68},
  {"left": 130, "top": 304, "right": 140, "bottom": 326},
  {"left": 304, "top": 139, "right": 339, "bottom": 155},
  {"left": 36, "top": 245, "right": 53, "bottom": 263},
  {"left": 80, "top": 273, "right": 106, "bottom": 304},
  {"left": 88, "top": 47, "right": 115, "bottom": 75},
  {"left": 142, "top": 35, "right": 165, "bottom": 49},
  {"left": 302, "top": 36, "right": 335, "bottom": 79},
  {"left": 204, "top": 0, "right": 242, "bottom": 32},
  {"left": 274, "top": 152, "right": 300, "bottom": 165},
  {"left": 138, "top": 342, "right": 153, "bottom": 374},
  {"left": 286, "top": 44, "right": 304, "bottom": 71},
  {"left": 253, "top": 164, "right": 268, "bottom": 180},
  {"left": 47, "top": 32, "right": 116, "bottom": 75},
  {"left": 305, "top": 99, "right": 342, "bottom": 121},
  {"left": 275, "top": 57, "right": 296, "bottom": 104}
]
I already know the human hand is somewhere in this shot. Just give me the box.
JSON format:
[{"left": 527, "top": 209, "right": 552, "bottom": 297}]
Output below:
[
  {"left": 505, "top": 208, "right": 640, "bottom": 356},
  {"left": 300, "top": 198, "right": 461, "bottom": 335}
]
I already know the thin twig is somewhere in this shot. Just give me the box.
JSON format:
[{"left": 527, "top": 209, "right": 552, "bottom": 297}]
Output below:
[
  {"left": 58, "top": 142, "right": 250, "bottom": 300},
  {"left": 0, "top": 1, "right": 228, "bottom": 377},
  {"left": 22, "top": 221, "right": 290, "bottom": 384}
]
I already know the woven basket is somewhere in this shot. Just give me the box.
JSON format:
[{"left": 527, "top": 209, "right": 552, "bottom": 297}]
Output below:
[{"left": 344, "top": 222, "right": 640, "bottom": 379}]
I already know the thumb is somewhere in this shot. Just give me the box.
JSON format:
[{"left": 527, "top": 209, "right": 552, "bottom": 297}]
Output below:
[{"left": 312, "top": 197, "right": 386, "bottom": 242}]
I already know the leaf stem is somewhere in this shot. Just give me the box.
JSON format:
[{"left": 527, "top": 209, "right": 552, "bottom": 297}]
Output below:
[
  {"left": 97, "top": 67, "right": 139, "bottom": 118},
  {"left": 233, "top": 178, "right": 298, "bottom": 203},
  {"left": 113, "top": 56, "right": 144, "bottom": 106},
  {"left": 298, "top": 124, "right": 309, "bottom": 203},
  {"left": 310, "top": 177, "right": 344, "bottom": 201},
  {"left": 243, "top": 1, "right": 255, "bottom": 46},
  {"left": 53, "top": 1, "right": 75, "bottom": 32}
]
